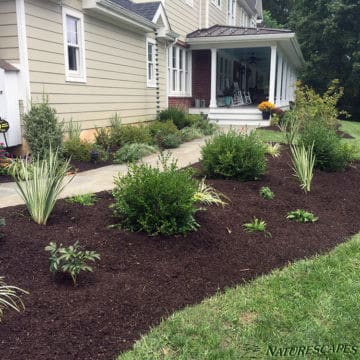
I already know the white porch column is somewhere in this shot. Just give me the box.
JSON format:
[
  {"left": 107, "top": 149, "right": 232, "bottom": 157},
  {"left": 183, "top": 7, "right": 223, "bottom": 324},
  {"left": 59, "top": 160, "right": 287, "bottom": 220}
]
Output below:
[
  {"left": 275, "top": 53, "right": 283, "bottom": 106},
  {"left": 285, "top": 64, "right": 291, "bottom": 103},
  {"left": 281, "top": 60, "right": 288, "bottom": 106},
  {"left": 268, "top": 45, "right": 277, "bottom": 104},
  {"left": 210, "top": 48, "right": 217, "bottom": 109}
]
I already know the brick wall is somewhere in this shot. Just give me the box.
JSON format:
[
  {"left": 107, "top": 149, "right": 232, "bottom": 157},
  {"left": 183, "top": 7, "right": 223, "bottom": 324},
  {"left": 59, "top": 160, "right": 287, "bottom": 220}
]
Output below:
[
  {"left": 192, "top": 50, "right": 211, "bottom": 107},
  {"left": 168, "top": 97, "right": 193, "bottom": 110}
]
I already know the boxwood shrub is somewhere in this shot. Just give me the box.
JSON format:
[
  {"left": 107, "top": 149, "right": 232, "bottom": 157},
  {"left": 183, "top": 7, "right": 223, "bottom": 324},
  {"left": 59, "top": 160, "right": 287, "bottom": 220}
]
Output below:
[
  {"left": 112, "top": 155, "right": 199, "bottom": 235},
  {"left": 201, "top": 130, "right": 267, "bottom": 181}
]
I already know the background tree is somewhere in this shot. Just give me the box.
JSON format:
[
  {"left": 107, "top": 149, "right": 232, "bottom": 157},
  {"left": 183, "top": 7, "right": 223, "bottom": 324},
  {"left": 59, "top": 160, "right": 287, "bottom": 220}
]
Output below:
[{"left": 262, "top": 0, "right": 295, "bottom": 26}]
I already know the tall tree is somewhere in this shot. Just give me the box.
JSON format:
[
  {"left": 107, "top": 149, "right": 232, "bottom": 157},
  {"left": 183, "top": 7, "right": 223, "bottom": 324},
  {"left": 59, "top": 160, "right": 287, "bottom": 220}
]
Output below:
[
  {"left": 288, "top": 0, "right": 360, "bottom": 119},
  {"left": 262, "top": 0, "right": 295, "bottom": 26}
]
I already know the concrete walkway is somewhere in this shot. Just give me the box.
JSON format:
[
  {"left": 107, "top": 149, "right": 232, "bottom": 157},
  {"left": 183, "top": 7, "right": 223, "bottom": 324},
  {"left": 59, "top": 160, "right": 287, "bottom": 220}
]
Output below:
[{"left": 0, "top": 137, "right": 207, "bottom": 209}]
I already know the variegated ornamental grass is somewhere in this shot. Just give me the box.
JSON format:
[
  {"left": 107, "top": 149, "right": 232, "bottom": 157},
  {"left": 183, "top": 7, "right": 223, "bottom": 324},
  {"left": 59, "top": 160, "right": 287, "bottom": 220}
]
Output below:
[{"left": 13, "top": 150, "right": 74, "bottom": 225}]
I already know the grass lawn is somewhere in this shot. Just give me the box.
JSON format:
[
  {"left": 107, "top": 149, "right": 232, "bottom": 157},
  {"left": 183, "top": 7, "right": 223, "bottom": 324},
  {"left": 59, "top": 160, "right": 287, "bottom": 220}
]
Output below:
[
  {"left": 118, "top": 120, "right": 360, "bottom": 359},
  {"left": 254, "top": 128, "right": 287, "bottom": 144},
  {"left": 119, "top": 234, "right": 360, "bottom": 360}
]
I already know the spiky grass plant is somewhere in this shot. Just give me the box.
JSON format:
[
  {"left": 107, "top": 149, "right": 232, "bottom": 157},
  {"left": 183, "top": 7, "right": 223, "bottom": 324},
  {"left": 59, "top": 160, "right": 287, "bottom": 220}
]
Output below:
[
  {"left": 0, "top": 276, "right": 28, "bottom": 321},
  {"left": 266, "top": 143, "right": 282, "bottom": 158},
  {"left": 290, "top": 143, "right": 316, "bottom": 193},
  {"left": 259, "top": 186, "right": 275, "bottom": 200},
  {"left": 243, "top": 217, "right": 271, "bottom": 237},
  {"left": 13, "top": 149, "right": 74, "bottom": 225},
  {"left": 193, "top": 178, "right": 228, "bottom": 207}
]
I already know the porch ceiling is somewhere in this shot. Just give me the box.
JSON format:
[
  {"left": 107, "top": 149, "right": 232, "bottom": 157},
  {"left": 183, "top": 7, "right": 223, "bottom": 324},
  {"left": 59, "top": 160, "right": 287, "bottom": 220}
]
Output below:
[{"left": 186, "top": 25, "right": 304, "bottom": 68}]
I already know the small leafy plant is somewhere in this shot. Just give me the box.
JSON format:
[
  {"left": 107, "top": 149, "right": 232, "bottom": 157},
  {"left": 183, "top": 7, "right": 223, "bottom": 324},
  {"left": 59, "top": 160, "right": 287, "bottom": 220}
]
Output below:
[
  {"left": 113, "top": 143, "right": 158, "bottom": 164},
  {"left": 286, "top": 209, "right": 318, "bottom": 223},
  {"left": 243, "top": 217, "right": 271, "bottom": 237},
  {"left": 193, "top": 178, "right": 228, "bottom": 207},
  {"left": 259, "top": 186, "right": 275, "bottom": 200},
  {"left": 45, "top": 241, "right": 100, "bottom": 286},
  {"left": 66, "top": 193, "right": 98, "bottom": 206},
  {"left": 0, "top": 217, "right": 5, "bottom": 239},
  {"left": 290, "top": 143, "right": 316, "bottom": 193},
  {"left": 266, "top": 143, "right": 282, "bottom": 158},
  {"left": 0, "top": 276, "right": 28, "bottom": 321}
]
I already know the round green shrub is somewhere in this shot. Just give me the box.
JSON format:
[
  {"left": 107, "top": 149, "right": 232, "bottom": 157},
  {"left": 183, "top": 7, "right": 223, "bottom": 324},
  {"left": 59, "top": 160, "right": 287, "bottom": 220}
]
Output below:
[
  {"left": 148, "top": 120, "right": 181, "bottom": 148},
  {"left": 161, "top": 133, "right": 182, "bottom": 149},
  {"left": 112, "top": 156, "right": 199, "bottom": 235},
  {"left": 158, "top": 107, "right": 190, "bottom": 129},
  {"left": 299, "top": 122, "right": 349, "bottom": 172},
  {"left": 109, "top": 124, "right": 151, "bottom": 148},
  {"left": 63, "top": 138, "right": 93, "bottom": 162},
  {"left": 201, "top": 130, "right": 267, "bottom": 181},
  {"left": 180, "top": 127, "right": 203, "bottom": 142}
]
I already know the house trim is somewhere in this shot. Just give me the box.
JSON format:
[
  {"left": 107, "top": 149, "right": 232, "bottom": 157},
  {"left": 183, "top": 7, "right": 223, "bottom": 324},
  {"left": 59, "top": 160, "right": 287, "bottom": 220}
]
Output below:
[{"left": 15, "top": 0, "right": 30, "bottom": 109}]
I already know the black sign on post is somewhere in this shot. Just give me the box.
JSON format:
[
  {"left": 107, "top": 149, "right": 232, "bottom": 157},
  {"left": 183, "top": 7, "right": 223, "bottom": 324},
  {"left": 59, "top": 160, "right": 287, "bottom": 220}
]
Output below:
[{"left": 0, "top": 118, "right": 9, "bottom": 147}]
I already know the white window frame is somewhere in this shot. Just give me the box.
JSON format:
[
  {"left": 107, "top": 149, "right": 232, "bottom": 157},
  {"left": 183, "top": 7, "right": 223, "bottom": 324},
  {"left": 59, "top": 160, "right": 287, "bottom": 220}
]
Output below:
[
  {"left": 146, "top": 37, "right": 156, "bottom": 88},
  {"left": 212, "top": 0, "right": 221, "bottom": 10},
  {"left": 167, "top": 45, "right": 192, "bottom": 97},
  {"left": 227, "top": 0, "right": 236, "bottom": 25},
  {"left": 62, "top": 7, "right": 86, "bottom": 83},
  {"left": 185, "top": 0, "right": 194, "bottom": 7}
]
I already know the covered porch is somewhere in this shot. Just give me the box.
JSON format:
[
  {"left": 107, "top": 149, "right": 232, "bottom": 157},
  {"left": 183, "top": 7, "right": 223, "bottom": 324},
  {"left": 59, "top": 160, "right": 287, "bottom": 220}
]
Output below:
[{"left": 186, "top": 26, "right": 304, "bottom": 125}]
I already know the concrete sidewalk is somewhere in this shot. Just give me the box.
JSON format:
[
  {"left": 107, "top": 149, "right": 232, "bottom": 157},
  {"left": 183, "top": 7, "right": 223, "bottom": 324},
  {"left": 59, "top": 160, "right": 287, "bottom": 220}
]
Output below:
[{"left": 0, "top": 137, "right": 207, "bottom": 209}]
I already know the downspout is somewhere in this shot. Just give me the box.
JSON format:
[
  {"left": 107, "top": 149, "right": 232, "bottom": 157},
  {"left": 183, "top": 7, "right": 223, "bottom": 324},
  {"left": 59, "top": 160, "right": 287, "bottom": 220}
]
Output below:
[{"left": 155, "top": 32, "right": 160, "bottom": 116}]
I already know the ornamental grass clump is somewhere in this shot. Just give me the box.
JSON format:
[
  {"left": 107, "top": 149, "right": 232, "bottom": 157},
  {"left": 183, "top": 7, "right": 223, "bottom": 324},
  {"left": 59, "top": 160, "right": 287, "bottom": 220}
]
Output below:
[
  {"left": 193, "top": 178, "right": 228, "bottom": 207},
  {"left": 290, "top": 143, "right": 315, "bottom": 193},
  {"left": 12, "top": 149, "right": 73, "bottom": 225},
  {"left": 0, "top": 276, "right": 28, "bottom": 321},
  {"left": 112, "top": 154, "right": 199, "bottom": 235},
  {"left": 201, "top": 130, "right": 267, "bottom": 181}
]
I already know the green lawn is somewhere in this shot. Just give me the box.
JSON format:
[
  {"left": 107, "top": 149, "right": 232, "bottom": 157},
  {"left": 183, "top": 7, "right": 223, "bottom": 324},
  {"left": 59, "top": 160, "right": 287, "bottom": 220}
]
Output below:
[
  {"left": 118, "top": 120, "right": 360, "bottom": 360},
  {"left": 119, "top": 234, "right": 360, "bottom": 360}
]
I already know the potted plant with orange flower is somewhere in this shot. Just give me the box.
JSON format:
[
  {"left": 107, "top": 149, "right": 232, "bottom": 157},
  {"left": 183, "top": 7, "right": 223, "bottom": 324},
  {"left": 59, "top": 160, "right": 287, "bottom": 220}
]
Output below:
[{"left": 257, "top": 101, "right": 275, "bottom": 120}]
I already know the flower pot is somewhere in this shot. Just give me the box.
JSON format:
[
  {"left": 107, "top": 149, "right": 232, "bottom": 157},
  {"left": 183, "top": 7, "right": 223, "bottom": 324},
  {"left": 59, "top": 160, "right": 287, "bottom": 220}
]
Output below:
[
  {"left": 224, "top": 96, "right": 232, "bottom": 107},
  {"left": 262, "top": 111, "right": 271, "bottom": 120}
]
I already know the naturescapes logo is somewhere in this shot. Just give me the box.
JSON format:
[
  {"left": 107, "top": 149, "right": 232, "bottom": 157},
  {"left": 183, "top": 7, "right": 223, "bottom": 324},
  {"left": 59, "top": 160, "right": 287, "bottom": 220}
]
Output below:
[{"left": 267, "top": 343, "right": 358, "bottom": 357}]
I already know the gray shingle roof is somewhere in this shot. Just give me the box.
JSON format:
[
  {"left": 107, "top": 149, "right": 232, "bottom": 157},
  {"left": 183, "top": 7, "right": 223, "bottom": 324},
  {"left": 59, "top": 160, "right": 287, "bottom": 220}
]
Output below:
[
  {"left": 246, "top": 0, "right": 257, "bottom": 12},
  {"left": 110, "top": 0, "right": 160, "bottom": 21},
  {"left": 187, "top": 25, "right": 292, "bottom": 38}
]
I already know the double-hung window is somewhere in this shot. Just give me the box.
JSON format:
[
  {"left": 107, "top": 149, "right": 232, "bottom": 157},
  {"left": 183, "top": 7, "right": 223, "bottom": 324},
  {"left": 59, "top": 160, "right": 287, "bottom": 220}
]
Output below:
[
  {"left": 146, "top": 38, "right": 156, "bottom": 87},
  {"left": 227, "top": 0, "right": 236, "bottom": 25},
  {"left": 62, "top": 8, "right": 86, "bottom": 82},
  {"left": 212, "top": 0, "right": 221, "bottom": 9},
  {"left": 167, "top": 45, "right": 191, "bottom": 96}
]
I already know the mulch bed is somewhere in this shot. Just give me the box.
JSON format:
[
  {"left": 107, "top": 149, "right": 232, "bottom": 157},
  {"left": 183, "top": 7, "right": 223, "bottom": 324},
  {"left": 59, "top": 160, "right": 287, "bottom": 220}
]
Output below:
[
  {"left": 0, "top": 148, "right": 360, "bottom": 360},
  {"left": 259, "top": 125, "right": 354, "bottom": 139}
]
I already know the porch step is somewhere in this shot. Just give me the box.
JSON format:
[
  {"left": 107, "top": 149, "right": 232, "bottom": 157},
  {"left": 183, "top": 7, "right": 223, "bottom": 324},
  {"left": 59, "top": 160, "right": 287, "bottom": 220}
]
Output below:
[{"left": 207, "top": 108, "right": 269, "bottom": 126}]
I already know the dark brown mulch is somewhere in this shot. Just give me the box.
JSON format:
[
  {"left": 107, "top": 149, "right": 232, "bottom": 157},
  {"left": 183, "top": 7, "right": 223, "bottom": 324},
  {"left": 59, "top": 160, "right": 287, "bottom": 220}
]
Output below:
[
  {"left": 0, "top": 149, "right": 360, "bottom": 360},
  {"left": 258, "top": 125, "right": 354, "bottom": 139}
]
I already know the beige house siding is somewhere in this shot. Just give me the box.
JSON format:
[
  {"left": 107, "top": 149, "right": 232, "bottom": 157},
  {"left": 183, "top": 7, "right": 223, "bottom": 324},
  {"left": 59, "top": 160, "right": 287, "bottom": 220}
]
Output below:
[
  {"left": 208, "top": 0, "right": 227, "bottom": 27},
  {"left": 24, "top": 0, "right": 163, "bottom": 130},
  {"left": 0, "top": 0, "right": 19, "bottom": 63}
]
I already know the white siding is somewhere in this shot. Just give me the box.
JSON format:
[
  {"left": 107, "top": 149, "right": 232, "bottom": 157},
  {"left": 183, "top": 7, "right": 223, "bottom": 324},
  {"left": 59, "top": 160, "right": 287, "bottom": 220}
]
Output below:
[
  {"left": 208, "top": 0, "right": 227, "bottom": 27},
  {"left": 0, "top": 0, "right": 19, "bottom": 63},
  {"left": 25, "top": 0, "right": 164, "bottom": 129}
]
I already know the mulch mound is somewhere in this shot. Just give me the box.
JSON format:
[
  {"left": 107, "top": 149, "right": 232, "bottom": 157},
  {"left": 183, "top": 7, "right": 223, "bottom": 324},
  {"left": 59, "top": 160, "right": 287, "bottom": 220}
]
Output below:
[{"left": 0, "top": 148, "right": 360, "bottom": 360}]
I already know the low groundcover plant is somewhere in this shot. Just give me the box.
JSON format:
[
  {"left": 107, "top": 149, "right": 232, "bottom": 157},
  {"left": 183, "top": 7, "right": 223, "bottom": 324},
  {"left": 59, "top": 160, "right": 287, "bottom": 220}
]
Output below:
[
  {"left": 243, "top": 217, "right": 271, "bottom": 237},
  {"left": 286, "top": 209, "right": 318, "bottom": 223},
  {"left": 66, "top": 193, "right": 98, "bottom": 206},
  {"left": 45, "top": 241, "right": 100, "bottom": 286}
]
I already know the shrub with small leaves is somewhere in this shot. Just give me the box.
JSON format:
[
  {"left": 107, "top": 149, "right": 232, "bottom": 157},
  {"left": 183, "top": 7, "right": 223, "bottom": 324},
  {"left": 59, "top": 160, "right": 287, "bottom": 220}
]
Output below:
[
  {"left": 148, "top": 120, "right": 181, "bottom": 148},
  {"left": 286, "top": 209, "right": 318, "bottom": 223},
  {"left": 112, "top": 154, "right": 199, "bottom": 235},
  {"left": 23, "top": 96, "right": 64, "bottom": 159},
  {"left": 161, "top": 133, "right": 183, "bottom": 149},
  {"left": 158, "top": 107, "right": 190, "bottom": 129},
  {"left": 63, "top": 138, "right": 93, "bottom": 162},
  {"left": 113, "top": 143, "right": 158, "bottom": 164},
  {"left": 66, "top": 193, "right": 98, "bottom": 206},
  {"left": 201, "top": 130, "right": 267, "bottom": 181},
  {"left": 259, "top": 186, "right": 275, "bottom": 200},
  {"left": 0, "top": 276, "right": 28, "bottom": 321},
  {"left": 45, "top": 241, "right": 100, "bottom": 286},
  {"left": 180, "top": 127, "right": 203, "bottom": 142}
]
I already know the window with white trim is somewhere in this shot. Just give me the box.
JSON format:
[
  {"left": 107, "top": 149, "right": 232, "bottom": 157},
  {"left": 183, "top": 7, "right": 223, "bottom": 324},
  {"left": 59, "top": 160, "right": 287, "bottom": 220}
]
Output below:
[
  {"left": 227, "top": 0, "right": 236, "bottom": 25},
  {"left": 167, "top": 45, "right": 191, "bottom": 96},
  {"left": 212, "top": 0, "right": 221, "bottom": 10},
  {"left": 146, "top": 38, "right": 156, "bottom": 87},
  {"left": 62, "top": 7, "right": 86, "bottom": 82}
]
